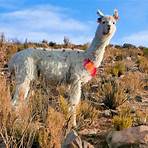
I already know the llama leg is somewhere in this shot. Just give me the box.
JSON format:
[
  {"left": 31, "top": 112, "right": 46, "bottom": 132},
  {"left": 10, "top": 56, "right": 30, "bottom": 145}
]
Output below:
[
  {"left": 12, "top": 79, "right": 31, "bottom": 106},
  {"left": 69, "top": 80, "right": 81, "bottom": 127},
  {"left": 12, "top": 57, "right": 36, "bottom": 106}
]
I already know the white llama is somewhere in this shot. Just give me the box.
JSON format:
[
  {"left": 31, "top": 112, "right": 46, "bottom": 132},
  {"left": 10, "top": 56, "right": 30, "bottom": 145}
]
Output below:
[{"left": 8, "top": 9, "right": 119, "bottom": 126}]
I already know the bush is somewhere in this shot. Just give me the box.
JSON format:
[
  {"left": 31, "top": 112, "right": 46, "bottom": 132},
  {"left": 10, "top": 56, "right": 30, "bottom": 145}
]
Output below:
[
  {"left": 120, "top": 72, "right": 144, "bottom": 95},
  {"left": 143, "top": 47, "right": 148, "bottom": 56},
  {"left": 137, "top": 56, "right": 148, "bottom": 73},
  {"left": 76, "top": 101, "right": 98, "bottom": 127},
  {"left": 48, "top": 41, "right": 56, "bottom": 47},
  {"left": 133, "top": 109, "right": 148, "bottom": 126},
  {"left": 59, "top": 95, "right": 69, "bottom": 119},
  {"left": 0, "top": 76, "right": 66, "bottom": 148},
  {"left": 37, "top": 107, "right": 65, "bottom": 148},
  {"left": 100, "top": 77, "right": 127, "bottom": 110},
  {"left": 80, "top": 43, "right": 89, "bottom": 50},
  {"left": 59, "top": 96, "right": 99, "bottom": 128},
  {"left": 112, "top": 107, "right": 133, "bottom": 130},
  {"left": 111, "top": 62, "right": 126, "bottom": 77}
]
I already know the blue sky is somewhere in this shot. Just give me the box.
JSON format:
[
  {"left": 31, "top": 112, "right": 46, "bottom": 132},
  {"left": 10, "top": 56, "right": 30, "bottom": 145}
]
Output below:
[{"left": 0, "top": 0, "right": 148, "bottom": 46}]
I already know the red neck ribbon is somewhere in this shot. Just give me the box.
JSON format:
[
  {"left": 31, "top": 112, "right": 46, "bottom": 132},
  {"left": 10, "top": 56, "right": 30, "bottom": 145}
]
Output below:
[{"left": 83, "top": 59, "right": 97, "bottom": 77}]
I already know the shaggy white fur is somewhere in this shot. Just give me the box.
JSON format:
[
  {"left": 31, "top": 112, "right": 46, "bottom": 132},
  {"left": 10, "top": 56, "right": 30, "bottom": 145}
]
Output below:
[{"left": 8, "top": 9, "right": 119, "bottom": 126}]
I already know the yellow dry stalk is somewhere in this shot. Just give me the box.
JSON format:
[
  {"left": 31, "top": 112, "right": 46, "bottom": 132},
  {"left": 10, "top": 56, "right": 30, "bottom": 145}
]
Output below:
[
  {"left": 112, "top": 107, "right": 133, "bottom": 130},
  {"left": 59, "top": 95, "right": 69, "bottom": 119}
]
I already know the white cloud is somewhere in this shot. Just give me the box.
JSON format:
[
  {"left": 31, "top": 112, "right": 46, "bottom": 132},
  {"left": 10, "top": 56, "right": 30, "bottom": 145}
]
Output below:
[
  {"left": 120, "top": 31, "right": 148, "bottom": 47},
  {"left": 0, "top": 5, "right": 94, "bottom": 44}
]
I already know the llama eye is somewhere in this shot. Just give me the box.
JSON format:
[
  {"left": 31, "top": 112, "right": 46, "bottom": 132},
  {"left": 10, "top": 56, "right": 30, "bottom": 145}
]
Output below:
[
  {"left": 102, "top": 21, "right": 105, "bottom": 24},
  {"left": 113, "top": 22, "right": 115, "bottom": 24}
]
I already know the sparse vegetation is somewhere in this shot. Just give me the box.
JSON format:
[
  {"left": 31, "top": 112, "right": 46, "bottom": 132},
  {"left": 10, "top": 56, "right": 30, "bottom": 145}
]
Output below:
[
  {"left": 107, "top": 61, "right": 126, "bottom": 77},
  {"left": 112, "top": 107, "right": 133, "bottom": 130},
  {"left": 120, "top": 72, "right": 144, "bottom": 95},
  {"left": 77, "top": 101, "right": 99, "bottom": 127},
  {"left": 143, "top": 47, "right": 148, "bottom": 56},
  {"left": 99, "top": 77, "right": 127, "bottom": 110},
  {"left": 133, "top": 109, "right": 148, "bottom": 126},
  {"left": 0, "top": 36, "right": 147, "bottom": 147},
  {"left": 59, "top": 95, "right": 69, "bottom": 119},
  {"left": 137, "top": 56, "right": 148, "bottom": 73}
]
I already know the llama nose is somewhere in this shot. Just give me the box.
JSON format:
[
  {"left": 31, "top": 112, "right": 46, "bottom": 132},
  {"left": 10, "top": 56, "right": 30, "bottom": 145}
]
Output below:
[{"left": 108, "top": 25, "right": 111, "bottom": 30}]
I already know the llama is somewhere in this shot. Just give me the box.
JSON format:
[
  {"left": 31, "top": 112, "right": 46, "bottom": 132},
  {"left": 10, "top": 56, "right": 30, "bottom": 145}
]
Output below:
[{"left": 8, "top": 9, "right": 119, "bottom": 126}]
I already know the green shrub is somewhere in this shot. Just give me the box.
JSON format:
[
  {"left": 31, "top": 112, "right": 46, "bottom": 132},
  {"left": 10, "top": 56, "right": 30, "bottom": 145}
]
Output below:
[
  {"left": 111, "top": 62, "right": 126, "bottom": 77},
  {"left": 59, "top": 95, "right": 69, "bottom": 119},
  {"left": 112, "top": 107, "right": 133, "bottom": 130},
  {"left": 137, "top": 56, "right": 148, "bottom": 73},
  {"left": 100, "top": 77, "right": 127, "bottom": 110},
  {"left": 143, "top": 47, "right": 148, "bottom": 56}
]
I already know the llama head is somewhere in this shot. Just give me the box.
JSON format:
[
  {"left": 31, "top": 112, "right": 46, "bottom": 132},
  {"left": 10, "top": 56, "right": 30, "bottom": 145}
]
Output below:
[{"left": 96, "top": 9, "right": 119, "bottom": 40}]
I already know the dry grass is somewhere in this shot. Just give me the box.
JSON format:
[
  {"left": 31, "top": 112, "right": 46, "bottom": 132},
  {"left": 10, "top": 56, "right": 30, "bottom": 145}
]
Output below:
[
  {"left": 0, "top": 74, "right": 100, "bottom": 147},
  {"left": 143, "top": 47, "right": 148, "bottom": 56},
  {"left": 37, "top": 107, "right": 65, "bottom": 148},
  {"left": 59, "top": 95, "right": 69, "bottom": 119},
  {"left": 137, "top": 56, "right": 148, "bottom": 73},
  {"left": 76, "top": 101, "right": 99, "bottom": 128},
  {"left": 120, "top": 72, "right": 145, "bottom": 95},
  {"left": 0, "top": 38, "right": 148, "bottom": 147},
  {"left": 104, "top": 46, "right": 126, "bottom": 62},
  {"left": 105, "top": 61, "right": 126, "bottom": 77},
  {"left": 0, "top": 76, "right": 66, "bottom": 148},
  {"left": 112, "top": 107, "right": 133, "bottom": 130},
  {"left": 99, "top": 77, "right": 127, "bottom": 110},
  {"left": 133, "top": 107, "right": 148, "bottom": 126}
]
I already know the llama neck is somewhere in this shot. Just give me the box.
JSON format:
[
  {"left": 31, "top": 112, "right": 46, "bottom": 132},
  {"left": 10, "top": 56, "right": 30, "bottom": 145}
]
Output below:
[{"left": 85, "top": 29, "right": 113, "bottom": 68}]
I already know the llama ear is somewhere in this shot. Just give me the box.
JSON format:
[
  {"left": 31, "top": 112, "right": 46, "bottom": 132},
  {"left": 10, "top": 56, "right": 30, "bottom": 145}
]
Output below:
[
  {"left": 97, "top": 17, "right": 102, "bottom": 23},
  {"left": 113, "top": 9, "right": 119, "bottom": 20},
  {"left": 97, "top": 10, "right": 104, "bottom": 17}
]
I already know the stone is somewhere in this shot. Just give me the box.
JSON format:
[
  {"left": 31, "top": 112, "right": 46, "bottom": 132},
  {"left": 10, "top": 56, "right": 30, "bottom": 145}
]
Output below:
[
  {"left": 62, "top": 130, "right": 94, "bottom": 148},
  {"left": 130, "top": 106, "right": 136, "bottom": 113},
  {"left": 104, "top": 110, "right": 112, "bottom": 117},
  {"left": 106, "top": 125, "right": 148, "bottom": 148},
  {"left": 62, "top": 130, "right": 82, "bottom": 148},
  {"left": 135, "top": 95, "right": 143, "bottom": 102},
  {"left": 126, "top": 57, "right": 132, "bottom": 61},
  {"left": 144, "top": 86, "right": 148, "bottom": 91}
]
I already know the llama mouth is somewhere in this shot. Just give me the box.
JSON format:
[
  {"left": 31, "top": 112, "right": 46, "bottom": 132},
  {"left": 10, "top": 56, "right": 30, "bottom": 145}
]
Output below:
[
  {"left": 103, "top": 31, "right": 109, "bottom": 35},
  {"left": 103, "top": 29, "right": 111, "bottom": 35}
]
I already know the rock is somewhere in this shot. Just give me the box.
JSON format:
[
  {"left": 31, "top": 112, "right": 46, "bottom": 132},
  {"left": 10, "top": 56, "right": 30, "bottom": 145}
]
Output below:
[
  {"left": 135, "top": 95, "right": 143, "bottom": 102},
  {"left": 131, "top": 66, "right": 139, "bottom": 72},
  {"left": 106, "top": 125, "right": 148, "bottom": 148},
  {"left": 62, "top": 130, "right": 94, "bottom": 148},
  {"left": 126, "top": 57, "right": 132, "bottom": 61},
  {"left": 144, "top": 86, "right": 148, "bottom": 91},
  {"left": 104, "top": 110, "right": 112, "bottom": 117},
  {"left": 0, "top": 138, "right": 5, "bottom": 148},
  {"left": 62, "top": 130, "right": 82, "bottom": 148},
  {"left": 130, "top": 106, "right": 136, "bottom": 113},
  {"left": 0, "top": 143, "right": 5, "bottom": 148}
]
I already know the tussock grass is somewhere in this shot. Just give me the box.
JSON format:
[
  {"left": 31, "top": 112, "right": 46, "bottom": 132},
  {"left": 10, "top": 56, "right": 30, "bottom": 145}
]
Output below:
[
  {"left": 0, "top": 76, "right": 66, "bottom": 147},
  {"left": 99, "top": 77, "right": 127, "bottom": 110},
  {"left": 0, "top": 37, "right": 148, "bottom": 147},
  {"left": 112, "top": 107, "right": 133, "bottom": 130}
]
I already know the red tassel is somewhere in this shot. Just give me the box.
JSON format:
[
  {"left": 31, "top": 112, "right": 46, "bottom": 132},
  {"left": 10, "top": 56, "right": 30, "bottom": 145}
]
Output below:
[{"left": 83, "top": 59, "right": 97, "bottom": 77}]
